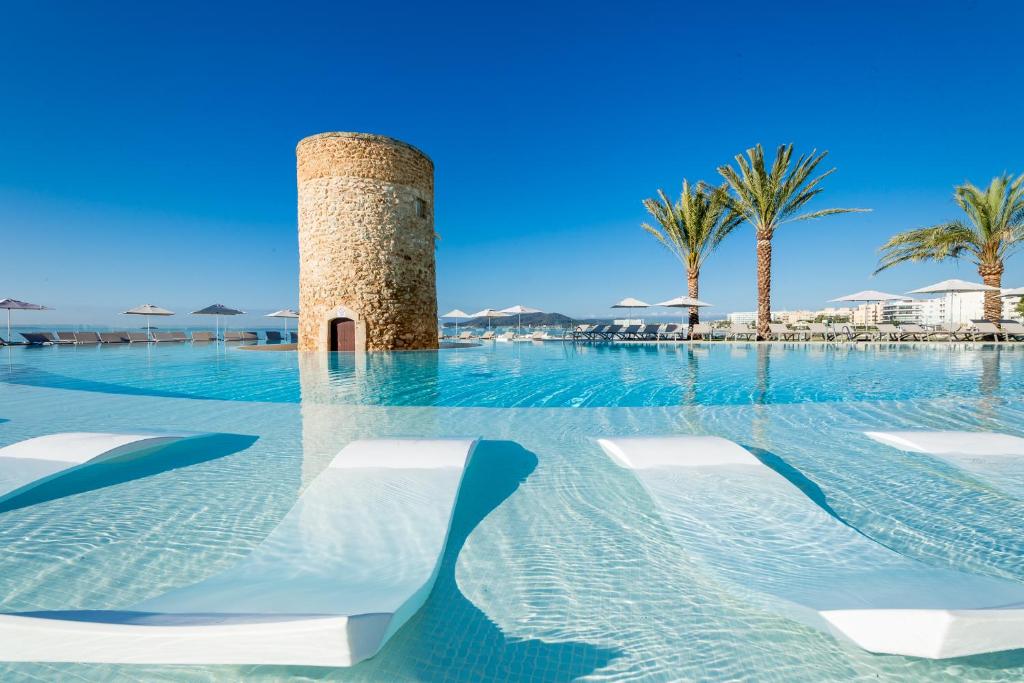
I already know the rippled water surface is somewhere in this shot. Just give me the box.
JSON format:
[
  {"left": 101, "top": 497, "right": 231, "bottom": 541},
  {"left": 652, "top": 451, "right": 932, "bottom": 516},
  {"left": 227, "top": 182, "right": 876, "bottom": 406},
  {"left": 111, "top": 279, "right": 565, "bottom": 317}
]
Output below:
[{"left": 1, "top": 341, "right": 1023, "bottom": 681}]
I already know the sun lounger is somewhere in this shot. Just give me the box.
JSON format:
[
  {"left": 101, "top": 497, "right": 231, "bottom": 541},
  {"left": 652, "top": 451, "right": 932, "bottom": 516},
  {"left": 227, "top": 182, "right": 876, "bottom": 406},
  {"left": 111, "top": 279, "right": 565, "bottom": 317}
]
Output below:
[
  {"left": 479, "top": 331, "right": 495, "bottom": 341},
  {"left": 586, "top": 324, "right": 608, "bottom": 340},
  {"left": 602, "top": 324, "right": 622, "bottom": 340},
  {"left": 0, "top": 335, "right": 27, "bottom": 346},
  {"left": 865, "top": 431, "right": 1024, "bottom": 497},
  {"left": 768, "top": 323, "right": 802, "bottom": 341},
  {"left": 458, "top": 331, "right": 474, "bottom": 340},
  {"left": 126, "top": 332, "right": 151, "bottom": 343},
  {"left": 153, "top": 332, "right": 185, "bottom": 342},
  {"left": 0, "top": 432, "right": 193, "bottom": 506},
  {"left": 806, "top": 323, "right": 835, "bottom": 341},
  {"left": 661, "top": 323, "right": 685, "bottom": 340},
  {"left": 0, "top": 438, "right": 478, "bottom": 667},
  {"left": 289, "top": 331, "right": 298, "bottom": 343},
  {"left": 618, "top": 324, "right": 642, "bottom": 340},
  {"left": 73, "top": 331, "right": 101, "bottom": 344},
  {"left": 55, "top": 331, "right": 77, "bottom": 344},
  {"left": 598, "top": 435, "right": 1024, "bottom": 659},
  {"left": 20, "top": 332, "right": 56, "bottom": 345},
  {"left": 690, "top": 323, "right": 716, "bottom": 340},
  {"left": 241, "top": 331, "right": 258, "bottom": 342},
  {"left": 874, "top": 323, "right": 902, "bottom": 341},
  {"left": 726, "top": 323, "right": 756, "bottom": 341},
  {"left": 965, "top": 321, "right": 1005, "bottom": 342},
  {"left": 265, "top": 330, "right": 283, "bottom": 343},
  {"left": 896, "top": 323, "right": 926, "bottom": 341},
  {"left": 636, "top": 324, "right": 661, "bottom": 340},
  {"left": 1000, "top": 320, "right": 1024, "bottom": 340},
  {"left": 98, "top": 332, "right": 128, "bottom": 344},
  {"left": 223, "top": 331, "right": 244, "bottom": 342},
  {"left": 191, "top": 331, "right": 215, "bottom": 342}
]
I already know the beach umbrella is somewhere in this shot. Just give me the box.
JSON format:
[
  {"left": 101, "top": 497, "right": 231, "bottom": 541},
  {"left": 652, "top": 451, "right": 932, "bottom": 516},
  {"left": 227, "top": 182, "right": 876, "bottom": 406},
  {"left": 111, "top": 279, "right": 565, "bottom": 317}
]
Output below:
[
  {"left": 656, "top": 296, "right": 712, "bottom": 326},
  {"left": 0, "top": 299, "right": 48, "bottom": 341},
  {"left": 909, "top": 279, "right": 998, "bottom": 336},
  {"left": 441, "top": 309, "right": 471, "bottom": 337},
  {"left": 123, "top": 304, "right": 174, "bottom": 336},
  {"left": 470, "top": 308, "right": 507, "bottom": 330},
  {"left": 192, "top": 304, "right": 245, "bottom": 340},
  {"left": 500, "top": 305, "right": 542, "bottom": 336},
  {"left": 829, "top": 291, "right": 909, "bottom": 327},
  {"left": 266, "top": 308, "right": 299, "bottom": 335},
  {"left": 829, "top": 290, "right": 908, "bottom": 303},
  {"left": 611, "top": 297, "right": 650, "bottom": 324}
]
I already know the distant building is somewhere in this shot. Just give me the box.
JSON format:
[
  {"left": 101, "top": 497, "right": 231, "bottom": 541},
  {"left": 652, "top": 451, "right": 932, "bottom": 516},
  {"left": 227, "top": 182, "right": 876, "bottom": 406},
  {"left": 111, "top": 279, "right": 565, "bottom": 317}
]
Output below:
[
  {"left": 881, "top": 292, "right": 984, "bottom": 325},
  {"left": 852, "top": 303, "right": 884, "bottom": 325},
  {"left": 726, "top": 311, "right": 757, "bottom": 325},
  {"left": 1003, "top": 293, "right": 1022, "bottom": 320}
]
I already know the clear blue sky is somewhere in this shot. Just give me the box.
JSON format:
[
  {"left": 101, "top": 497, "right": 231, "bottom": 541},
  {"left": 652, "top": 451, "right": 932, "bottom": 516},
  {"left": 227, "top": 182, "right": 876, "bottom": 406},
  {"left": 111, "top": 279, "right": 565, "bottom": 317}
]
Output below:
[{"left": 2, "top": 0, "right": 1023, "bottom": 325}]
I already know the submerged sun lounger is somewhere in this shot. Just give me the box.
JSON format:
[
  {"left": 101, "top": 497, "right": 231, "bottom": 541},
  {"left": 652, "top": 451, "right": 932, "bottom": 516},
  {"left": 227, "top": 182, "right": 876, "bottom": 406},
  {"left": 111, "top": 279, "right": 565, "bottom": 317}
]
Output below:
[
  {"left": 20, "top": 332, "right": 56, "bottom": 345},
  {"left": 598, "top": 436, "right": 1024, "bottom": 659},
  {"left": 0, "top": 432, "right": 192, "bottom": 505},
  {"left": 0, "top": 438, "right": 478, "bottom": 667},
  {"left": 866, "top": 431, "right": 1024, "bottom": 496}
]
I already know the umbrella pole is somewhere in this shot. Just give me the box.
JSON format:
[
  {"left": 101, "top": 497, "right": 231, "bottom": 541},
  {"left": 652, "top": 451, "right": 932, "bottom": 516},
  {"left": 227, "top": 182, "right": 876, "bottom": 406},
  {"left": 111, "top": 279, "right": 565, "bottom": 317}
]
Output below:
[{"left": 6, "top": 309, "right": 10, "bottom": 342}]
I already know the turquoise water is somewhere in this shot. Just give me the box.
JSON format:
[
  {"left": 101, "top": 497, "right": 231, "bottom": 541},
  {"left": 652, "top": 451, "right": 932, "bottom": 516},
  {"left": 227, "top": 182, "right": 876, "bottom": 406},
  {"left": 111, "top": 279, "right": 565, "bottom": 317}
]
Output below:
[{"left": 1, "top": 341, "right": 1023, "bottom": 681}]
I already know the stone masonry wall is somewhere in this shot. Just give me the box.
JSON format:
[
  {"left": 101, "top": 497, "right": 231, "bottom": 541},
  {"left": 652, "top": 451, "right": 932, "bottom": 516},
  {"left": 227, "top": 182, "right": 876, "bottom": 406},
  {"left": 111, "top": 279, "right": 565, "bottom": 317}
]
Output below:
[{"left": 297, "top": 132, "right": 438, "bottom": 351}]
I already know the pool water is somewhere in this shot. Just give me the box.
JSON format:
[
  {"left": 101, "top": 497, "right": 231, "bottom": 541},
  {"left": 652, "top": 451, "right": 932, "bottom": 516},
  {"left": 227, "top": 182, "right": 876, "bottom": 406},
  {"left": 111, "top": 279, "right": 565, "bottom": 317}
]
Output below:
[{"left": 1, "top": 341, "right": 1023, "bottom": 681}]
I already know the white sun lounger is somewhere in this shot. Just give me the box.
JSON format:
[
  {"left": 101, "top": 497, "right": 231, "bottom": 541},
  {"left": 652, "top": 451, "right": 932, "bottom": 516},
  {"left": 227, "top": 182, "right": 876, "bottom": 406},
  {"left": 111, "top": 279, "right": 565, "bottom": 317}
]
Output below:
[
  {"left": 0, "top": 432, "right": 190, "bottom": 505},
  {"left": 0, "top": 438, "right": 478, "bottom": 667},
  {"left": 866, "top": 431, "right": 1024, "bottom": 496},
  {"left": 598, "top": 436, "right": 1024, "bottom": 659}
]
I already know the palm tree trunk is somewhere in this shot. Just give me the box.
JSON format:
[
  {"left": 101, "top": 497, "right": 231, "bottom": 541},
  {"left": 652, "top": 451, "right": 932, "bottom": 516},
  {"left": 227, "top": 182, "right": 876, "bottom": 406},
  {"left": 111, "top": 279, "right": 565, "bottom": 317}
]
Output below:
[
  {"left": 687, "top": 269, "right": 700, "bottom": 330},
  {"left": 978, "top": 262, "right": 1004, "bottom": 322},
  {"left": 756, "top": 236, "right": 772, "bottom": 340}
]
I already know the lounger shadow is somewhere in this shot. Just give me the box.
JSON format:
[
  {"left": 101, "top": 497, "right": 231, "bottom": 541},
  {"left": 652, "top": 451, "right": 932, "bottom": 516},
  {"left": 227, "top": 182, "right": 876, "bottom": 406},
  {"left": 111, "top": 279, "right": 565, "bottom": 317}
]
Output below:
[
  {"left": 344, "top": 440, "right": 622, "bottom": 679},
  {"left": 0, "top": 432, "right": 258, "bottom": 513}
]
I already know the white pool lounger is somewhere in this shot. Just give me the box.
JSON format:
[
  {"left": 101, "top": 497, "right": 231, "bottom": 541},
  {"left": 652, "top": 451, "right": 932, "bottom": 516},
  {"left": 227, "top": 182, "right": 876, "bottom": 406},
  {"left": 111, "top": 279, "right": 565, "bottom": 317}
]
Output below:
[
  {"left": 0, "top": 438, "right": 477, "bottom": 667},
  {"left": 598, "top": 436, "right": 1024, "bottom": 659},
  {"left": 0, "top": 432, "right": 189, "bottom": 504},
  {"left": 865, "top": 431, "right": 1024, "bottom": 496}
]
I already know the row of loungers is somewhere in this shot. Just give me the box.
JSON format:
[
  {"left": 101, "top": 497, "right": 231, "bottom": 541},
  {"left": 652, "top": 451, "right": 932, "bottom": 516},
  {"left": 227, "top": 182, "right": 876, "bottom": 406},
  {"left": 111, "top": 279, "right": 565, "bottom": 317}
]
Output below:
[
  {"left": 17, "top": 331, "right": 297, "bottom": 345},
  {"left": 573, "top": 320, "right": 1024, "bottom": 342},
  {"left": 0, "top": 431, "right": 1022, "bottom": 663}
]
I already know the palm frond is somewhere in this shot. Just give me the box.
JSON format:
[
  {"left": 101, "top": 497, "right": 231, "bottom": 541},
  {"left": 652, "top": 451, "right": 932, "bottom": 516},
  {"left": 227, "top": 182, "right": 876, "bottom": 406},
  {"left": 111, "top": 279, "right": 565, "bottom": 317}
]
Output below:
[
  {"left": 642, "top": 180, "right": 740, "bottom": 273},
  {"left": 717, "top": 144, "right": 863, "bottom": 236},
  {"left": 877, "top": 173, "right": 1024, "bottom": 274}
]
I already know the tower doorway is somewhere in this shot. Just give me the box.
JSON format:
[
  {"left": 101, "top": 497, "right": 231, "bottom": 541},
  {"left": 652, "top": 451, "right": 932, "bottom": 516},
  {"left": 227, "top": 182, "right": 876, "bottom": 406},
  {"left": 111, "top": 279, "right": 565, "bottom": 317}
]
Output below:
[{"left": 329, "top": 317, "right": 356, "bottom": 352}]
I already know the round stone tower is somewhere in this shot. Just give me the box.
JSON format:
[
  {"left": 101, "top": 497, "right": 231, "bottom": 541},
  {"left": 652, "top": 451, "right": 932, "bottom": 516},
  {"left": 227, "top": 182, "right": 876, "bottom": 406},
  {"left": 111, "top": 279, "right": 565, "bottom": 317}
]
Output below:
[{"left": 296, "top": 132, "right": 438, "bottom": 352}]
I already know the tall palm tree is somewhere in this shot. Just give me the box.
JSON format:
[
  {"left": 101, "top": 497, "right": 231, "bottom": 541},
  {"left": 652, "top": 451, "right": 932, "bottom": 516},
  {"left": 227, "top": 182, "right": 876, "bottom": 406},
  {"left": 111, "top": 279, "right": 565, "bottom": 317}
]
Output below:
[
  {"left": 875, "top": 174, "right": 1024, "bottom": 322},
  {"left": 718, "top": 144, "right": 867, "bottom": 340},
  {"left": 642, "top": 180, "right": 741, "bottom": 328}
]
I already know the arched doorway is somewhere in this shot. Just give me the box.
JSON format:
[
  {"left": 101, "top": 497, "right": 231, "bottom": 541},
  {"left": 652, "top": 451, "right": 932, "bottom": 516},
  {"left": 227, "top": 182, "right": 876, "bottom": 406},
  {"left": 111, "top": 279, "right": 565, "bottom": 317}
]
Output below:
[{"left": 328, "top": 317, "right": 356, "bottom": 352}]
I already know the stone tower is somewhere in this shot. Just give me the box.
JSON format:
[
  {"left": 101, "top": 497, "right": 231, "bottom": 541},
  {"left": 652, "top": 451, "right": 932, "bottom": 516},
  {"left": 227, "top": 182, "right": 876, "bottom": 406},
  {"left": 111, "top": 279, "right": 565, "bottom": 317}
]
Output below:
[{"left": 296, "top": 132, "right": 438, "bottom": 352}]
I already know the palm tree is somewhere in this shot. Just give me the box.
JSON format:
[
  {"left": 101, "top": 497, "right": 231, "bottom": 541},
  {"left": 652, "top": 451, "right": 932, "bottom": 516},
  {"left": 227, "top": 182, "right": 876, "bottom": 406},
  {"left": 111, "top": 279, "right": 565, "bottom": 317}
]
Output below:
[
  {"left": 875, "top": 174, "right": 1024, "bottom": 322},
  {"left": 642, "top": 181, "right": 741, "bottom": 329},
  {"left": 718, "top": 144, "right": 868, "bottom": 340}
]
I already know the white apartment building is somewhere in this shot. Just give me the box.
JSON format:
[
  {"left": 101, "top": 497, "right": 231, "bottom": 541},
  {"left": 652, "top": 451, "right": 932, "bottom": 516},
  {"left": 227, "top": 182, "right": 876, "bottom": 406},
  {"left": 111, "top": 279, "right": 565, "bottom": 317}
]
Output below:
[
  {"left": 881, "top": 292, "right": 984, "bottom": 325},
  {"left": 852, "top": 303, "right": 884, "bottom": 325},
  {"left": 726, "top": 291, "right": 1021, "bottom": 327},
  {"left": 726, "top": 311, "right": 757, "bottom": 325}
]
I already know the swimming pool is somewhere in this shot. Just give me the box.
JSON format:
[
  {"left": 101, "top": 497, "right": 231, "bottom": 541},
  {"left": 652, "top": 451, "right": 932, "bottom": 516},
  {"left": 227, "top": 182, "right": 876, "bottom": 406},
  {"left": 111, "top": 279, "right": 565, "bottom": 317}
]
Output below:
[{"left": 1, "top": 342, "right": 1023, "bottom": 681}]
